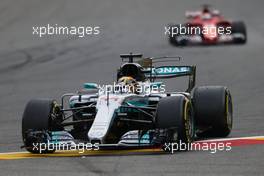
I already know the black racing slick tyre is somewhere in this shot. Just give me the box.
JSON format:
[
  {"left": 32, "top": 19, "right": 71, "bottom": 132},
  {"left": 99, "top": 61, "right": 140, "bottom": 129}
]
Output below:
[
  {"left": 167, "top": 24, "right": 187, "bottom": 46},
  {"left": 156, "top": 96, "right": 194, "bottom": 144},
  {"left": 22, "top": 99, "right": 62, "bottom": 153},
  {"left": 193, "top": 86, "right": 233, "bottom": 137},
  {"left": 231, "top": 21, "right": 247, "bottom": 44}
]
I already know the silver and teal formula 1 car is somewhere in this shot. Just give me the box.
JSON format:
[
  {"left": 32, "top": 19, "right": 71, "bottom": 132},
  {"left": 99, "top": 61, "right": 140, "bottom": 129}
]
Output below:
[{"left": 22, "top": 53, "right": 233, "bottom": 153}]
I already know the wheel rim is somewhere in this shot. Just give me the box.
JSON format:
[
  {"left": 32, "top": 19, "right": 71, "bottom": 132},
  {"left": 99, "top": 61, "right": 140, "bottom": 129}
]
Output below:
[
  {"left": 184, "top": 101, "right": 194, "bottom": 143},
  {"left": 226, "top": 93, "right": 233, "bottom": 130}
]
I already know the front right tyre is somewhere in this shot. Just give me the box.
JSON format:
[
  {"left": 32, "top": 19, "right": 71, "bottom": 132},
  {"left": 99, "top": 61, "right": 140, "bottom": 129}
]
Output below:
[{"left": 22, "top": 99, "right": 62, "bottom": 153}]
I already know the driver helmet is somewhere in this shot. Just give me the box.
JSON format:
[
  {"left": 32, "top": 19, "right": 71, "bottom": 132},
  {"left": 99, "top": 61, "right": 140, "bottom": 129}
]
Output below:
[{"left": 117, "top": 76, "right": 138, "bottom": 94}]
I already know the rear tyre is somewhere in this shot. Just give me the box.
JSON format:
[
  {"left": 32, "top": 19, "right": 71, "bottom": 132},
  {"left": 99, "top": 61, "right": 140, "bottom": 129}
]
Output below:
[
  {"left": 231, "top": 21, "right": 247, "bottom": 44},
  {"left": 193, "top": 86, "right": 233, "bottom": 138},
  {"left": 156, "top": 96, "right": 194, "bottom": 145},
  {"left": 22, "top": 99, "right": 62, "bottom": 153},
  {"left": 167, "top": 24, "right": 187, "bottom": 46}
]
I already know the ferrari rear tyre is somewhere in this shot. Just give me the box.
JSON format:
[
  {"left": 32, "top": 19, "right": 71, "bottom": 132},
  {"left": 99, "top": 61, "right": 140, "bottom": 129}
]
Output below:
[
  {"left": 231, "top": 21, "right": 247, "bottom": 44},
  {"left": 168, "top": 24, "right": 187, "bottom": 46}
]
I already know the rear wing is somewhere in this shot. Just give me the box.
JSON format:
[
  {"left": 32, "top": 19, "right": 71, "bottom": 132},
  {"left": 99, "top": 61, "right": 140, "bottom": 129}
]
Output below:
[
  {"left": 138, "top": 57, "right": 196, "bottom": 92},
  {"left": 144, "top": 65, "right": 196, "bottom": 92},
  {"left": 120, "top": 53, "right": 143, "bottom": 63},
  {"left": 119, "top": 53, "right": 196, "bottom": 92}
]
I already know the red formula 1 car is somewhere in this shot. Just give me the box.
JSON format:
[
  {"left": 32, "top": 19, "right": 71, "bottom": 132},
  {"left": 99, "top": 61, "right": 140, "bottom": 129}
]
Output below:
[{"left": 167, "top": 5, "right": 247, "bottom": 46}]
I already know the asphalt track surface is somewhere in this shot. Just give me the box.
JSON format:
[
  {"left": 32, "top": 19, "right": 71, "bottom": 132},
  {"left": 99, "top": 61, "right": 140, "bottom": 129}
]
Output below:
[{"left": 0, "top": 0, "right": 264, "bottom": 175}]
